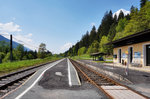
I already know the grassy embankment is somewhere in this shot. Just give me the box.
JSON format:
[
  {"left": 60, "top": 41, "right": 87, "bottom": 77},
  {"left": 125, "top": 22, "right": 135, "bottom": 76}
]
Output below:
[
  {"left": 71, "top": 54, "right": 113, "bottom": 63},
  {"left": 0, "top": 57, "right": 60, "bottom": 76},
  {"left": 94, "top": 60, "right": 113, "bottom": 63}
]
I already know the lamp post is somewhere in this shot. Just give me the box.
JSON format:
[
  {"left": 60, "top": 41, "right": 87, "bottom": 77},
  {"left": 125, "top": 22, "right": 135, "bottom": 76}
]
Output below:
[{"left": 125, "top": 51, "right": 128, "bottom": 75}]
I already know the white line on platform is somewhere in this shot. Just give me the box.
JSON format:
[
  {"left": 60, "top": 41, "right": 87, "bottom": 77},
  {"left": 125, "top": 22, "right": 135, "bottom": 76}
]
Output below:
[
  {"left": 71, "top": 61, "right": 81, "bottom": 85},
  {"left": 67, "top": 58, "right": 72, "bottom": 86},
  {"left": 15, "top": 59, "right": 64, "bottom": 99}
]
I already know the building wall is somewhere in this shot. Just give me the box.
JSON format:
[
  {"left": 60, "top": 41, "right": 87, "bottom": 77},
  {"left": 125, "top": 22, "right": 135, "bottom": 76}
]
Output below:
[{"left": 113, "top": 41, "right": 150, "bottom": 67}]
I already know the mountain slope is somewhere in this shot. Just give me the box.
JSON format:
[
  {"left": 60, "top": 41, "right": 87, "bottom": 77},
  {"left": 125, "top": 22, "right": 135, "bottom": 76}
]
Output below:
[
  {"left": 0, "top": 35, "right": 31, "bottom": 51},
  {"left": 113, "top": 9, "right": 130, "bottom": 17}
]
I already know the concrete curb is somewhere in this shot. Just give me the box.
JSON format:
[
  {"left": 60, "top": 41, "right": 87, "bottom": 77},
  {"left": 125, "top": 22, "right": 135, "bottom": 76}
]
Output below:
[
  {"left": 103, "top": 63, "right": 150, "bottom": 73},
  {"left": 67, "top": 58, "right": 81, "bottom": 86}
]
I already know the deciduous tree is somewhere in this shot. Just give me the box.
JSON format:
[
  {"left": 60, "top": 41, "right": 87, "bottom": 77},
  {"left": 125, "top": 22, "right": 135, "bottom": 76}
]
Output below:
[{"left": 38, "top": 43, "right": 47, "bottom": 58}]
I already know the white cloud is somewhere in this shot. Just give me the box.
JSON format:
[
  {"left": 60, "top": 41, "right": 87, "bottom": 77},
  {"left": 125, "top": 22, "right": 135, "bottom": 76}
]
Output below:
[
  {"left": 60, "top": 42, "right": 73, "bottom": 53},
  {"left": 0, "top": 22, "right": 21, "bottom": 33},
  {"left": 25, "top": 33, "right": 32, "bottom": 37}
]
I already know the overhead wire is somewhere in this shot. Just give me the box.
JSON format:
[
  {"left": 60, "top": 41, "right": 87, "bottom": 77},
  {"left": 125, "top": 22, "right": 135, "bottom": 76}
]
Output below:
[
  {"left": 0, "top": 33, "right": 50, "bottom": 51},
  {"left": 13, "top": 36, "right": 50, "bottom": 51},
  {"left": 13, "top": 36, "right": 39, "bottom": 50}
]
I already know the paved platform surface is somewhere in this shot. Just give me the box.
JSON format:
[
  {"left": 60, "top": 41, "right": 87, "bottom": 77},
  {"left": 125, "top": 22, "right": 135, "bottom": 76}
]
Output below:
[
  {"left": 3, "top": 58, "right": 107, "bottom": 99},
  {"left": 3, "top": 59, "right": 64, "bottom": 99},
  {"left": 101, "top": 86, "right": 145, "bottom": 99},
  {"left": 79, "top": 60, "right": 150, "bottom": 98}
]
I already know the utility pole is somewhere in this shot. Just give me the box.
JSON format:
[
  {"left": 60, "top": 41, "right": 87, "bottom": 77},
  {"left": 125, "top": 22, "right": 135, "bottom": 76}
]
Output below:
[{"left": 10, "top": 34, "right": 13, "bottom": 62}]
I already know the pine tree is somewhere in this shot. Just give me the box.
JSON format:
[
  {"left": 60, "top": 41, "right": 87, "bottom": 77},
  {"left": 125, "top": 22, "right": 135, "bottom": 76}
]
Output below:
[
  {"left": 125, "top": 14, "right": 130, "bottom": 20},
  {"left": 118, "top": 10, "right": 124, "bottom": 21},
  {"left": 140, "top": 0, "right": 148, "bottom": 8},
  {"left": 80, "top": 31, "right": 90, "bottom": 48},
  {"left": 84, "top": 31, "right": 90, "bottom": 48},
  {"left": 97, "top": 10, "right": 113, "bottom": 39},
  {"left": 97, "top": 25, "right": 102, "bottom": 42},
  {"left": 130, "top": 5, "right": 135, "bottom": 13},
  {"left": 107, "top": 23, "right": 117, "bottom": 41},
  {"left": 113, "top": 14, "right": 117, "bottom": 23},
  {"left": 74, "top": 42, "right": 79, "bottom": 55},
  {"left": 89, "top": 26, "right": 97, "bottom": 45}
]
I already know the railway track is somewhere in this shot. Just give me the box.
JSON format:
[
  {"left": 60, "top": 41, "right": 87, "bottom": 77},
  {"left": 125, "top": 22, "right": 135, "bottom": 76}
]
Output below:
[
  {"left": 0, "top": 60, "right": 56, "bottom": 98},
  {"left": 70, "top": 59, "right": 148, "bottom": 99}
]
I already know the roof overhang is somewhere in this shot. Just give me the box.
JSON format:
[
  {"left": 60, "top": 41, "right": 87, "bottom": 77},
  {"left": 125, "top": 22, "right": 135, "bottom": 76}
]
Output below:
[
  {"left": 90, "top": 52, "right": 106, "bottom": 56},
  {"left": 107, "top": 29, "right": 150, "bottom": 48}
]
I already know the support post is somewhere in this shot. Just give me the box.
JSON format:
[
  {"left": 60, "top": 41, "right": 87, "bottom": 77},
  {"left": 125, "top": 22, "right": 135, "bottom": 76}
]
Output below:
[{"left": 10, "top": 34, "right": 13, "bottom": 62}]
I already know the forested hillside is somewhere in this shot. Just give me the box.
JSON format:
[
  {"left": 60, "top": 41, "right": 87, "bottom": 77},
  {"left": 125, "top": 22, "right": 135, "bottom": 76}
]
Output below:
[
  {"left": 0, "top": 42, "right": 52, "bottom": 63},
  {"left": 64, "top": 0, "right": 150, "bottom": 57}
]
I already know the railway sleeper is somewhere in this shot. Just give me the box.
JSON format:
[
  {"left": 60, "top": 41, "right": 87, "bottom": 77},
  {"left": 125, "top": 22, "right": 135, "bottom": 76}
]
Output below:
[
  {"left": 13, "top": 83, "right": 20, "bottom": 86},
  {"left": 7, "top": 85, "right": 17, "bottom": 89},
  {"left": 0, "top": 72, "right": 34, "bottom": 90},
  {"left": 97, "top": 83, "right": 114, "bottom": 86},
  {"left": 0, "top": 90, "right": 8, "bottom": 93},
  {"left": 91, "top": 79, "right": 107, "bottom": 83},
  {"left": 90, "top": 76, "right": 104, "bottom": 80}
]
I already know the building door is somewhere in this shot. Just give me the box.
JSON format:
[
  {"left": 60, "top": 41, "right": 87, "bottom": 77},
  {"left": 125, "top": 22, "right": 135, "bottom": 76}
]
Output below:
[
  {"left": 118, "top": 49, "right": 121, "bottom": 63},
  {"left": 146, "top": 44, "right": 150, "bottom": 66},
  {"left": 129, "top": 47, "right": 133, "bottom": 63}
]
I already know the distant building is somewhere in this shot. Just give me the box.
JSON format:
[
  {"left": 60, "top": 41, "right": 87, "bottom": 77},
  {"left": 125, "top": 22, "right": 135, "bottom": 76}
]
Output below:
[{"left": 110, "top": 29, "right": 150, "bottom": 67}]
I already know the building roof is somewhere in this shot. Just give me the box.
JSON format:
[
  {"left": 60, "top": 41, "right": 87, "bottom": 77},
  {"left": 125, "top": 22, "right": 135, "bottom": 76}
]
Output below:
[
  {"left": 107, "top": 29, "right": 150, "bottom": 48},
  {"left": 90, "top": 52, "right": 106, "bottom": 56}
]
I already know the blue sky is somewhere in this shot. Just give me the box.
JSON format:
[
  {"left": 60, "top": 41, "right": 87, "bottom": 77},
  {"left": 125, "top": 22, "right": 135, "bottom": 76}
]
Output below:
[{"left": 0, "top": 0, "right": 140, "bottom": 53}]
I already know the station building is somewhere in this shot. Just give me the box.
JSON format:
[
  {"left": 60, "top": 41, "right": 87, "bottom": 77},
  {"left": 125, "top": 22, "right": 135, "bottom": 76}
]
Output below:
[{"left": 111, "top": 29, "right": 150, "bottom": 67}]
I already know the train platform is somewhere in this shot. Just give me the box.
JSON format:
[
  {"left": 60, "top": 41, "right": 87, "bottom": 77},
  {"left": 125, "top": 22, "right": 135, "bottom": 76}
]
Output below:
[{"left": 3, "top": 58, "right": 106, "bottom": 99}]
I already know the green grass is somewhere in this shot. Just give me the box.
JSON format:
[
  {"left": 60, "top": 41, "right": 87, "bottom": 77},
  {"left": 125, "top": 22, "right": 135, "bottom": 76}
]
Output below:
[
  {"left": 0, "top": 57, "right": 60, "bottom": 75},
  {"left": 71, "top": 54, "right": 92, "bottom": 60},
  {"left": 94, "top": 61, "right": 113, "bottom": 63}
]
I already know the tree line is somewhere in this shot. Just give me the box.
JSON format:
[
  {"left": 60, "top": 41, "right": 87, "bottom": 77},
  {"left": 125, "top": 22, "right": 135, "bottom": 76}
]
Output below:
[
  {"left": 0, "top": 41, "right": 52, "bottom": 63},
  {"left": 64, "top": 0, "right": 150, "bottom": 57}
]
